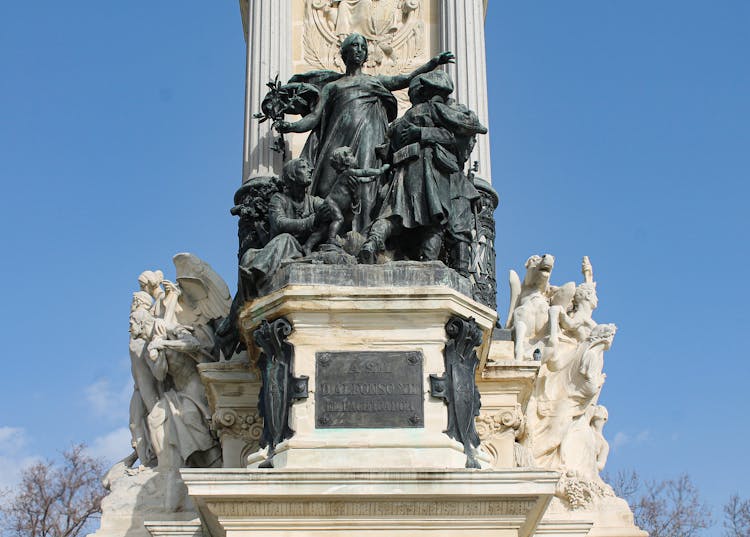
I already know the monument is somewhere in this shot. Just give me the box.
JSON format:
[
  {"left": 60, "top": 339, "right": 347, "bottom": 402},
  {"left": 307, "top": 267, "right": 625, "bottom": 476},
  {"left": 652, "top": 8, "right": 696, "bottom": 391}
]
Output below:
[{"left": 90, "top": 2, "right": 646, "bottom": 537}]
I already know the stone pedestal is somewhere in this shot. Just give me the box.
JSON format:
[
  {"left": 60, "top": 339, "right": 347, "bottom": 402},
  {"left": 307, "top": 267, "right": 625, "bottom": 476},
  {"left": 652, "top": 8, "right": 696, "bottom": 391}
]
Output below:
[
  {"left": 166, "top": 264, "right": 567, "bottom": 537},
  {"left": 237, "top": 262, "right": 497, "bottom": 470},
  {"left": 181, "top": 469, "right": 559, "bottom": 537}
]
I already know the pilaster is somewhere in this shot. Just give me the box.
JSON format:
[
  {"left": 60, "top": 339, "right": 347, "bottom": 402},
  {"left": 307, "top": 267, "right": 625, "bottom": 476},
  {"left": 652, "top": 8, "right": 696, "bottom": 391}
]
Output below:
[
  {"left": 439, "top": 0, "right": 493, "bottom": 184},
  {"left": 241, "top": 0, "right": 292, "bottom": 181}
]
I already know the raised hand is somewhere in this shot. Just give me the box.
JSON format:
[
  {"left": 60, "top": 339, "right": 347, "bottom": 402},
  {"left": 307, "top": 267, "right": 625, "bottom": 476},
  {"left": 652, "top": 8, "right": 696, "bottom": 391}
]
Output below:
[
  {"left": 274, "top": 120, "right": 293, "bottom": 134},
  {"left": 163, "top": 280, "right": 180, "bottom": 296},
  {"left": 434, "top": 51, "right": 456, "bottom": 65},
  {"left": 397, "top": 123, "right": 421, "bottom": 146}
]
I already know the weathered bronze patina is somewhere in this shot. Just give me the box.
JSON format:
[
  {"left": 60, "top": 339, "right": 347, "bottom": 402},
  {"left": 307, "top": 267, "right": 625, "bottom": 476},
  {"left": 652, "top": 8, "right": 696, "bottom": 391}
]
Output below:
[
  {"left": 430, "top": 316, "right": 483, "bottom": 468},
  {"left": 315, "top": 351, "right": 424, "bottom": 428},
  {"left": 254, "top": 317, "right": 309, "bottom": 468}
]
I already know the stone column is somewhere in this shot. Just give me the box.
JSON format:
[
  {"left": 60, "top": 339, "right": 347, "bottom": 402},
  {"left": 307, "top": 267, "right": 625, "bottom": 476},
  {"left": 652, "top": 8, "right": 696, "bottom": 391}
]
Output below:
[
  {"left": 240, "top": 0, "right": 292, "bottom": 182},
  {"left": 439, "top": 0, "right": 492, "bottom": 185}
]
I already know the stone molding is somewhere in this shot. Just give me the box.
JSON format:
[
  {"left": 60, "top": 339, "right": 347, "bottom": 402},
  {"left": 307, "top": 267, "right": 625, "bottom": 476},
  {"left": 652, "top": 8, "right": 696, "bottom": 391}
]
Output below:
[
  {"left": 261, "top": 261, "right": 474, "bottom": 298},
  {"left": 240, "top": 285, "right": 496, "bottom": 334},
  {"left": 182, "top": 468, "right": 558, "bottom": 537},
  {"left": 534, "top": 520, "right": 595, "bottom": 536},
  {"left": 476, "top": 356, "right": 540, "bottom": 469},
  {"left": 206, "top": 499, "right": 538, "bottom": 518},
  {"left": 181, "top": 468, "right": 560, "bottom": 492},
  {"left": 143, "top": 520, "right": 203, "bottom": 537}
]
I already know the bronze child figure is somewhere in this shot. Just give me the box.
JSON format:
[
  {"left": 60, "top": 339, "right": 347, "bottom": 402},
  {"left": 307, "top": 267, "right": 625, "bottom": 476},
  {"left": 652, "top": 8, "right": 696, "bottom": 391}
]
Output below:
[{"left": 303, "top": 146, "right": 390, "bottom": 255}]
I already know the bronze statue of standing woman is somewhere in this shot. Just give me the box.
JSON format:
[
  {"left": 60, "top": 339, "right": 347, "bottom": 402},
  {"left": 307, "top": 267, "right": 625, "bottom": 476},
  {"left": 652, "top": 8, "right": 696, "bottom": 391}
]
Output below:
[{"left": 275, "top": 33, "right": 454, "bottom": 233}]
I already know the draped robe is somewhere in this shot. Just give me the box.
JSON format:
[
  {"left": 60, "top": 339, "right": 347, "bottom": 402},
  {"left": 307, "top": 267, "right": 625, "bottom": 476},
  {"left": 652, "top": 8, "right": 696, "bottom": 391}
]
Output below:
[{"left": 302, "top": 74, "right": 397, "bottom": 232}]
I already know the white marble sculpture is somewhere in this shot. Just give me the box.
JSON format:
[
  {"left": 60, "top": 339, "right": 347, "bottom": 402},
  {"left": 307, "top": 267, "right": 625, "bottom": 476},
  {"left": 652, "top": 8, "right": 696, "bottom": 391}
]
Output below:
[
  {"left": 304, "top": 0, "right": 424, "bottom": 75},
  {"left": 510, "top": 255, "right": 617, "bottom": 508},
  {"left": 128, "top": 291, "right": 159, "bottom": 469},
  {"left": 122, "top": 254, "right": 230, "bottom": 512},
  {"left": 506, "top": 254, "right": 575, "bottom": 362}
]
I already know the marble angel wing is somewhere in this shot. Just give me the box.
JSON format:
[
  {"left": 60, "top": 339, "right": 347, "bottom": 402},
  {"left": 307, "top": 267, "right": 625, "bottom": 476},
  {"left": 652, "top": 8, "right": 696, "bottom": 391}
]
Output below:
[{"left": 172, "top": 253, "right": 231, "bottom": 332}]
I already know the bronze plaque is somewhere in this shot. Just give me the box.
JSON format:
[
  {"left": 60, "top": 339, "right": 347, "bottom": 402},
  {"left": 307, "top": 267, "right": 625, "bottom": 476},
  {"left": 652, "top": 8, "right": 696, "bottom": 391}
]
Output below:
[{"left": 315, "top": 351, "right": 424, "bottom": 428}]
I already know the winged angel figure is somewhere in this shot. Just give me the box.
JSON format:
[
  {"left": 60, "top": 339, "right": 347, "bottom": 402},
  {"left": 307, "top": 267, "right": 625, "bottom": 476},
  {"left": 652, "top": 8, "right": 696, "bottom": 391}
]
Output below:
[{"left": 125, "top": 253, "right": 229, "bottom": 510}]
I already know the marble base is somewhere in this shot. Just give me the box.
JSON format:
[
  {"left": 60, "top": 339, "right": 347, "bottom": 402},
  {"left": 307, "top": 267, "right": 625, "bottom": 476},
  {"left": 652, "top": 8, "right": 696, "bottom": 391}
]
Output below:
[
  {"left": 181, "top": 468, "right": 559, "bottom": 537},
  {"left": 541, "top": 498, "right": 647, "bottom": 537},
  {"left": 88, "top": 467, "right": 199, "bottom": 537},
  {"left": 237, "top": 272, "right": 497, "bottom": 470}
]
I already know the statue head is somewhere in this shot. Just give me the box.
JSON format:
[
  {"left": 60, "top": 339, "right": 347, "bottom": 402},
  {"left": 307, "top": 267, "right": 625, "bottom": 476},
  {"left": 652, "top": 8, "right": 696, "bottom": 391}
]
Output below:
[
  {"left": 340, "top": 33, "right": 368, "bottom": 67},
  {"left": 408, "top": 70, "right": 454, "bottom": 104},
  {"left": 138, "top": 270, "right": 164, "bottom": 297},
  {"left": 574, "top": 282, "right": 598, "bottom": 310},
  {"left": 131, "top": 291, "right": 153, "bottom": 313},
  {"left": 330, "top": 147, "right": 357, "bottom": 172},
  {"left": 281, "top": 158, "right": 312, "bottom": 189},
  {"left": 129, "top": 308, "right": 155, "bottom": 339},
  {"left": 523, "top": 254, "right": 555, "bottom": 290},
  {"left": 591, "top": 405, "right": 608, "bottom": 430}
]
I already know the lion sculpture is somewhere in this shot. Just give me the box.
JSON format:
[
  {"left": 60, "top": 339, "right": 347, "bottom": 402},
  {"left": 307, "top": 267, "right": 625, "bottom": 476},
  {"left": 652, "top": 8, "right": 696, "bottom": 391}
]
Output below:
[{"left": 506, "top": 254, "right": 575, "bottom": 361}]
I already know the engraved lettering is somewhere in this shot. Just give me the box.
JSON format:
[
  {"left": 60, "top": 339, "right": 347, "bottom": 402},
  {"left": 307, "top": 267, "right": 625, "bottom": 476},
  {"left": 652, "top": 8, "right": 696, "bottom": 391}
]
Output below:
[{"left": 316, "top": 352, "right": 424, "bottom": 428}]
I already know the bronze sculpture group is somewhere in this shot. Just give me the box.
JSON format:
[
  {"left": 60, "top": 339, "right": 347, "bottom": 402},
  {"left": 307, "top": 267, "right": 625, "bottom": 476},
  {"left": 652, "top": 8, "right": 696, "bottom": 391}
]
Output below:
[{"left": 216, "top": 33, "right": 491, "bottom": 358}]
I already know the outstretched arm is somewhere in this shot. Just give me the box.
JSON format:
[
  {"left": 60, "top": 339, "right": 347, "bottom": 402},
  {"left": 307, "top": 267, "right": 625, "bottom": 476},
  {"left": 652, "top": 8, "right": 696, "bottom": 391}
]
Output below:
[
  {"left": 379, "top": 51, "right": 455, "bottom": 91},
  {"left": 348, "top": 164, "right": 391, "bottom": 184},
  {"left": 350, "top": 163, "right": 391, "bottom": 178},
  {"left": 275, "top": 84, "right": 331, "bottom": 134},
  {"left": 152, "top": 329, "right": 201, "bottom": 353}
]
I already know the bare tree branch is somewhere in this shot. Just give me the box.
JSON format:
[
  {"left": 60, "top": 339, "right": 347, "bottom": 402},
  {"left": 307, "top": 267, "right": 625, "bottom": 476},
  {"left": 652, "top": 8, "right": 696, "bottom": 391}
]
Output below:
[
  {"left": 724, "top": 494, "right": 750, "bottom": 537},
  {"left": 606, "top": 470, "right": 713, "bottom": 537},
  {"left": 0, "top": 444, "right": 106, "bottom": 537}
]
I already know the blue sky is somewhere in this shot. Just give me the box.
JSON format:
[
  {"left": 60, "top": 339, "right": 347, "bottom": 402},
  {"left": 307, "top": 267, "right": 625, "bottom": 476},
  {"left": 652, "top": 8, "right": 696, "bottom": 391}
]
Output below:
[{"left": 0, "top": 1, "right": 748, "bottom": 533}]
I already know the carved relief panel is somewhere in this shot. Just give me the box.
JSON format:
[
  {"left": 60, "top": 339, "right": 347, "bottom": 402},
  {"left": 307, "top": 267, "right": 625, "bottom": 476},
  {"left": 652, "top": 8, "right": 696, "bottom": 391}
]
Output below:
[{"left": 303, "top": 0, "right": 425, "bottom": 75}]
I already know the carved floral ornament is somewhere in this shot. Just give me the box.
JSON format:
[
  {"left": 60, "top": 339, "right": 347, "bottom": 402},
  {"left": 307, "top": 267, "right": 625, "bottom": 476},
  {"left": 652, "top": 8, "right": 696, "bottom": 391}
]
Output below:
[
  {"left": 304, "top": 0, "right": 424, "bottom": 75},
  {"left": 475, "top": 406, "right": 524, "bottom": 441}
]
